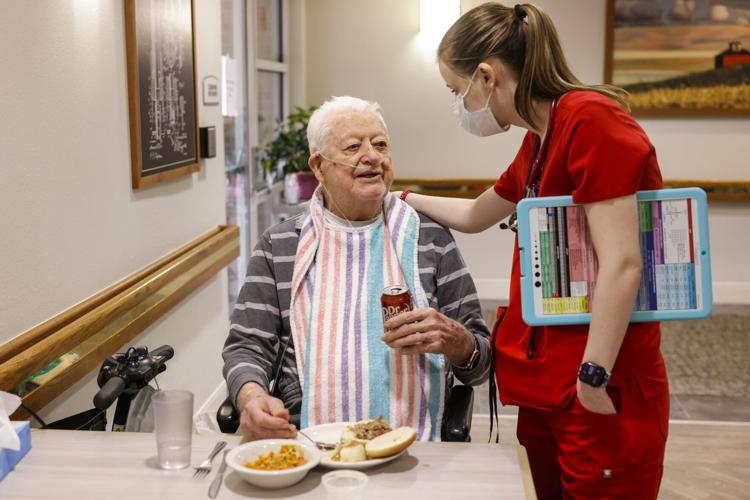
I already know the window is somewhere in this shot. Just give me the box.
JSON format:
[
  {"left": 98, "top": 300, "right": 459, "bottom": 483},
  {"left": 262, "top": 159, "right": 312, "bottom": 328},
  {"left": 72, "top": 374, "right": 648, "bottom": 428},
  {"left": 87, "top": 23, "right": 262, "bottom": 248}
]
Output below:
[{"left": 255, "top": 0, "right": 289, "bottom": 151}]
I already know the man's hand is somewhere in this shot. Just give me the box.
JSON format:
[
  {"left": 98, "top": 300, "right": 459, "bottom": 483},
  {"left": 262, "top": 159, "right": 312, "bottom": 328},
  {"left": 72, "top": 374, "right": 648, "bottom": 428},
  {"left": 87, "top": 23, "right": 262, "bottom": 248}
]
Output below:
[
  {"left": 576, "top": 379, "right": 617, "bottom": 415},
  {"left": 236, "top": 383, "right": 297, "bottom": 441},
  {"left": 381, "top": 307, "right": 475, "bottom": 366}
]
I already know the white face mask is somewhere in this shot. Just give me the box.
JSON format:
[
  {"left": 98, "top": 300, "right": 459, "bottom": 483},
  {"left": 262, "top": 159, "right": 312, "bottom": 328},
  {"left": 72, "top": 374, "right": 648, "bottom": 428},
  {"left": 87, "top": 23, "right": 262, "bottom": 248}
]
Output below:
[{"left": 453, "top": 69, "right": 510, "bottom": 137}]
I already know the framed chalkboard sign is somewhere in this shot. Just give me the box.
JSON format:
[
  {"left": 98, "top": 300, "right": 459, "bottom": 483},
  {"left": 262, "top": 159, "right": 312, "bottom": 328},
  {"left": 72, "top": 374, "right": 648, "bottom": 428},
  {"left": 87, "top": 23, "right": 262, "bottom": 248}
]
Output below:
[{"left": 125, "top": 0, "right": 200, "bottom": 189}]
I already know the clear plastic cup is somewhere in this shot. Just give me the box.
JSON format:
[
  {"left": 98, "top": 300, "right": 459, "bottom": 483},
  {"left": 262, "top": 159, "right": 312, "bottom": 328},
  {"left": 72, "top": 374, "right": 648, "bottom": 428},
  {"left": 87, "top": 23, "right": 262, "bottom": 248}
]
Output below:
[
  {"left": 322, "top": 470, "right": 369, "bottom": 500},
  {"left": 152, "top": 389, "right": 194, "bottom": 470}
]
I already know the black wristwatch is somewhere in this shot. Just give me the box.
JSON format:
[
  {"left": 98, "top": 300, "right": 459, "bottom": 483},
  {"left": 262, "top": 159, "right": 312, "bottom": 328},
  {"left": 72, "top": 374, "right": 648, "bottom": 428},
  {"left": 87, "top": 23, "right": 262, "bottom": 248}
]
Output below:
[{"left": 578, "top": 361, "right": 611, "bottom": 388}]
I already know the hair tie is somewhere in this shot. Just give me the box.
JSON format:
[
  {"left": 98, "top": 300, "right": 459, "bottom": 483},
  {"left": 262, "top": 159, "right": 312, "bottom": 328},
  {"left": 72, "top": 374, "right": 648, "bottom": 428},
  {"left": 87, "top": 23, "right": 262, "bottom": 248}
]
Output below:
[{"left": 514, "top": 4, "right": 527, "bottom": 21}]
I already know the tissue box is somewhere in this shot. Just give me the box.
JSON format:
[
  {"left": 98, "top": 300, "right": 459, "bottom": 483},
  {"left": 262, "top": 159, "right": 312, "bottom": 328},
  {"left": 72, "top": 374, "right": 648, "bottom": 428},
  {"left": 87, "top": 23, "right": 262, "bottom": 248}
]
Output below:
[{"left": 0, "top": 421, "right": 31, "bottom": 481}]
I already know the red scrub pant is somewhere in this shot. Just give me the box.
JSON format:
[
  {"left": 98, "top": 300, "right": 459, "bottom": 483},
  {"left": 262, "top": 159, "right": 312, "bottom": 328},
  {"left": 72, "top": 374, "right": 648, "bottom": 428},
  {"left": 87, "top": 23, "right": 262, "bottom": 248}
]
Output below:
[{"left": 516, "top": 376, "right": 669, "bottom": 500}]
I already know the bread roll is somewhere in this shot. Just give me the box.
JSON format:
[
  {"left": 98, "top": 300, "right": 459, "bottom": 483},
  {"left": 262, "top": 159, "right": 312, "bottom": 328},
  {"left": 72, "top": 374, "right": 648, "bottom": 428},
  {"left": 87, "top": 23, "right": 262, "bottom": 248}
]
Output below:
[{"left": 364, "top": 427, "right": 416, "bottom": 459}]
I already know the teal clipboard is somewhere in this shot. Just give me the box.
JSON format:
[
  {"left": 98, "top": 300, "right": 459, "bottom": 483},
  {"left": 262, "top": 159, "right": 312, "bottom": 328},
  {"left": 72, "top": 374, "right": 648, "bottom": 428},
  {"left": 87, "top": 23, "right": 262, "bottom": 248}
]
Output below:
[{"left": 517, "top": 188, "right": 712, "bottom": 326}]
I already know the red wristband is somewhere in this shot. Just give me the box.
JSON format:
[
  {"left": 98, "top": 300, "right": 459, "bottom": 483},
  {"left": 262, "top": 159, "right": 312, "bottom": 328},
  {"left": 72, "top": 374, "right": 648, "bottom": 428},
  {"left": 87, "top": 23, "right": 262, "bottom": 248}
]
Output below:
[{"left": 400, "top": 189, "right": 412, "bottom": 201}]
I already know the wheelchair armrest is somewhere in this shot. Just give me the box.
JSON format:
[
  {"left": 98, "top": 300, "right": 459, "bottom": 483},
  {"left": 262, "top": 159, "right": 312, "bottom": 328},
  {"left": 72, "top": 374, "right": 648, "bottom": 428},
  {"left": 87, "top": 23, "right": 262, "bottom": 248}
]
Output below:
[
  {"left": 441, "top": 384, "right": 474, "bottom": 442},
  {"left": 217, "top": 396, "right": 240, "bottom": 434}
]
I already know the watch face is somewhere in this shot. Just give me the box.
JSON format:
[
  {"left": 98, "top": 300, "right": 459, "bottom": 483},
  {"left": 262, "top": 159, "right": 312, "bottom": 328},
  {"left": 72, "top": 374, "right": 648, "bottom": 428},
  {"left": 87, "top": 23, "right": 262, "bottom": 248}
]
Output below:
[{"left": 579, "top": 362, "right": 606, "bottom": 387}]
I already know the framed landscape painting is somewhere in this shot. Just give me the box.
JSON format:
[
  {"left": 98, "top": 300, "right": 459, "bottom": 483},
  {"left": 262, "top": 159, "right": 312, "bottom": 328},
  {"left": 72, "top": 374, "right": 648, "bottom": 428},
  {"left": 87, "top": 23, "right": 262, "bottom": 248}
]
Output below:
[
  {"left": 605, "top": 0, "right": 750, "bottom": 116},
  {"left": 125, "top": 0, "right": 200, "bottom": 188}
]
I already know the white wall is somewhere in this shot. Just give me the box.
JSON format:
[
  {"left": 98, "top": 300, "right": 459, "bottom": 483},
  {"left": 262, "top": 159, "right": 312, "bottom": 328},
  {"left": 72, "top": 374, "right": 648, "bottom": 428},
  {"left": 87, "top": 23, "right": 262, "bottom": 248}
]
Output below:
[
  {"left": 305, "top": 0, "right": 750, "bottom": 303},
  {"left": 0, "top": 0, "right": 229, "bottom": 423}
]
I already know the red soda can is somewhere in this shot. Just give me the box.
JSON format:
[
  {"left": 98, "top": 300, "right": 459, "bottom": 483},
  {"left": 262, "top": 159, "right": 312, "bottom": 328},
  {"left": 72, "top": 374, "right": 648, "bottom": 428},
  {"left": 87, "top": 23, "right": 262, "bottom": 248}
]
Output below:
[{"left": 381, "top": 285, "right": 413, "bottom": 324}]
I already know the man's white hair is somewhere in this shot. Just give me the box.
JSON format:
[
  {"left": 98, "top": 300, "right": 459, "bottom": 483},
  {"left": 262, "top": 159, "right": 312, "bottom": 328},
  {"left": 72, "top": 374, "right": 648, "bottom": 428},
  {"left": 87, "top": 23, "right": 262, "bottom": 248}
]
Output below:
[{"left": 306, "top": 96, "right": 389, "bottom": 154}]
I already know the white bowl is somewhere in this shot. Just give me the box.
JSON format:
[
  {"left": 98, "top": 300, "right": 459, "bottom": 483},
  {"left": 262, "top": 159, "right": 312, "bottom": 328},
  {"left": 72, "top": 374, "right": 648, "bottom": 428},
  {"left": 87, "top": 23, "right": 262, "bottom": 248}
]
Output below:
[{"left": 225, "top": 439, "right": 321, "bottom": 489}]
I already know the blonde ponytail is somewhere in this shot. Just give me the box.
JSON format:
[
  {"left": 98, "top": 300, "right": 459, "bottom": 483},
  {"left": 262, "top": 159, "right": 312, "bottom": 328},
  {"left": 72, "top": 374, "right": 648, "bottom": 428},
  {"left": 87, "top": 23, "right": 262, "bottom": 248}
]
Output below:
[{"left": 438, "top": 3, "right": 629, "bottom": 129}]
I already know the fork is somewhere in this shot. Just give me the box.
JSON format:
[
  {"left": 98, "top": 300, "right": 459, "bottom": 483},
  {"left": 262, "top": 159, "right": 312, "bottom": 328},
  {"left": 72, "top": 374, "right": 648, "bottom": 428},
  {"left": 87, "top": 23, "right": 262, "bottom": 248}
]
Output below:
[
  {"left": 298, "top": 430, "right": 337, "bottom": 450},
  {"left": 193, "top": 440, "right": 227, "bottom": 478}
]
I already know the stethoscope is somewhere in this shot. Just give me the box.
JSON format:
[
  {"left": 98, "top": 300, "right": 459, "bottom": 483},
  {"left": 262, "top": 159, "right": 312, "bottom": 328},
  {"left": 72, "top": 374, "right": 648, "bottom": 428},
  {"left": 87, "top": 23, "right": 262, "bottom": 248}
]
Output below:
[{"left": 499, "top": 96, "right": 560, "bottom": 233}]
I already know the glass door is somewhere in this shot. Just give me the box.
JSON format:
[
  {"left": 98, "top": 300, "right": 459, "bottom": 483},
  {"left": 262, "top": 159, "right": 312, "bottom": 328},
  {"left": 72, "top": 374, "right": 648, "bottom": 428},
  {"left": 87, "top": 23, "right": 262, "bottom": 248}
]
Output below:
[
  {"left": 221, "top": 0, "right": 290, "bottom": 309},
  {"left": 221, "top": 0, "right": 250, "bottom": 308},
  {"left": 248, "top": 0, "right": 291, "bottom": 257}
]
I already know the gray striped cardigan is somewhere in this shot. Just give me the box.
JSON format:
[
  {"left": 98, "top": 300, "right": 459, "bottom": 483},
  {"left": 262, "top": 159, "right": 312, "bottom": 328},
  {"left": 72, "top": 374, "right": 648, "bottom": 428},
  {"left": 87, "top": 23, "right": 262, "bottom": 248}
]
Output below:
[{"left": 222, "top": 210, "right": 491, "bottom": 425}]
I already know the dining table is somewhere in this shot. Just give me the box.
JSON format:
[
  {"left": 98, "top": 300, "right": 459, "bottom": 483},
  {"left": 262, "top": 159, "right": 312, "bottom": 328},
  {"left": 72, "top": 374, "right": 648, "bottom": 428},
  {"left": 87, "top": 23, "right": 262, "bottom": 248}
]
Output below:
[{"left": 0, "top": 428, "right": 536, "bottom": 499}]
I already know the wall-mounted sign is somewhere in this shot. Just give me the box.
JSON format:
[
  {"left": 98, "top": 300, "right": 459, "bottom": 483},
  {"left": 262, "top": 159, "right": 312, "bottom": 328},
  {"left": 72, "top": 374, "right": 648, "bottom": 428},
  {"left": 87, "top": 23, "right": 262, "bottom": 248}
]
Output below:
[{"left": 202, "top": 76, "right": 220, "bottom": 106}]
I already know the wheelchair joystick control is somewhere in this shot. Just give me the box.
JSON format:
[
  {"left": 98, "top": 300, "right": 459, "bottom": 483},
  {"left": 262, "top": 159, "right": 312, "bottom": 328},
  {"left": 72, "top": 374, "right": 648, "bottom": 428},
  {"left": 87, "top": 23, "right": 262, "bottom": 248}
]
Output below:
[{"left": 92, "top": 345, "right": 174, "bottom": 431}]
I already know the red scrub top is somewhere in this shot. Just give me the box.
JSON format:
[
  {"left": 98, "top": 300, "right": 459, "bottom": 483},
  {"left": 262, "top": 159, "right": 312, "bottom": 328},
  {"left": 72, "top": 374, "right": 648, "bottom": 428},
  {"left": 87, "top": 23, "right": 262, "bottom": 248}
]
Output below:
[{"left": 493, "top": 90, "right": 668, "bottom": 411}]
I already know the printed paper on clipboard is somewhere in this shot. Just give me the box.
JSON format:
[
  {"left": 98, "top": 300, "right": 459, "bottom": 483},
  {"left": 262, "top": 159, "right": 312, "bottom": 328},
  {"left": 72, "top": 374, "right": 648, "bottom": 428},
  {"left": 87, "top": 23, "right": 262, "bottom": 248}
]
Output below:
[{"left": 516, "top": 188, "right": 712, "bottom": 326}]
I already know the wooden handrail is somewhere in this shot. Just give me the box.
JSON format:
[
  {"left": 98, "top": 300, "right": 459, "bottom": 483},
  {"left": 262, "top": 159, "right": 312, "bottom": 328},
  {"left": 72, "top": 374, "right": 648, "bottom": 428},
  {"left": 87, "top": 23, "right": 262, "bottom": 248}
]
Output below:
[
  {"left": 2, "top": 225, "right": 239, "bottom": 418},
  {"left": 0, "top": 227, "right": 220, "bottom": 365},
  {"left": 392, "top": 178, "right": 750, "bottom": 202},
  {"left": 661, "top": 179, "right": 750, "bottom": 202}
]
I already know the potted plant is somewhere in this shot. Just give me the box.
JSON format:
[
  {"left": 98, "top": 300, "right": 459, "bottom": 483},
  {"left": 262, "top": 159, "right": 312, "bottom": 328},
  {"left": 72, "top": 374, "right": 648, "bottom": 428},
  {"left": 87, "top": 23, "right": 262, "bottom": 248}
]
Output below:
[{"left": 259, "top": 105, "right": 318, "bottom": 205}]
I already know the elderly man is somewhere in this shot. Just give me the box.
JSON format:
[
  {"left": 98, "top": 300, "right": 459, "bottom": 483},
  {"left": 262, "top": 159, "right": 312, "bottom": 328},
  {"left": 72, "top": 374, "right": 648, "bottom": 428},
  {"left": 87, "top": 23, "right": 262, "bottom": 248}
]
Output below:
[{"left": 222, "top": 96, "right": 490, "bottom": 442}]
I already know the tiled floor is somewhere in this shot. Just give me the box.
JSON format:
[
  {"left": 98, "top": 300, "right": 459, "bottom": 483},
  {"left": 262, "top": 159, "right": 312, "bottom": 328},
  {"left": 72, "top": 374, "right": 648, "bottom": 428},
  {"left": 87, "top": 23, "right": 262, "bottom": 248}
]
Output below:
[{"left": 475, "top": 301, "right": 750, "bottom": 422}]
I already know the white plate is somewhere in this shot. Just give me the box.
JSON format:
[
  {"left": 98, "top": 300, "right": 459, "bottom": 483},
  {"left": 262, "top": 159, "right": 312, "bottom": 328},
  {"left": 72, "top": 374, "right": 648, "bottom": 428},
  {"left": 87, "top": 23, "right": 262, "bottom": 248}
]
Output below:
[{"left": 299, "top": 422, "right": 408, "bottom": 470}]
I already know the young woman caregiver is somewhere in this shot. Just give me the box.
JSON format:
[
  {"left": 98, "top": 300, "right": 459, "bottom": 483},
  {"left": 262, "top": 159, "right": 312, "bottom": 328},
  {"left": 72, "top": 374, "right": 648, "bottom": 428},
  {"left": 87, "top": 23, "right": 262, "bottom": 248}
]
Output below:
[{"left": 393, "top": 3, "right": 669, "bottom": 499}]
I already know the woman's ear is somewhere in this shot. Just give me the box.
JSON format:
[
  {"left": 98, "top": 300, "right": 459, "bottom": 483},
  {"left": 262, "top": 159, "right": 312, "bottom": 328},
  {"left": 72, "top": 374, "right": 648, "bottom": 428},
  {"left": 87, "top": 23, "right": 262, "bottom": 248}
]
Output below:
[
  {"left": 477, "top": 61, "right": 497, "bottom": 89},
  {"left": 309, "top": 153, "right": 325, "bottom": 183}
]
